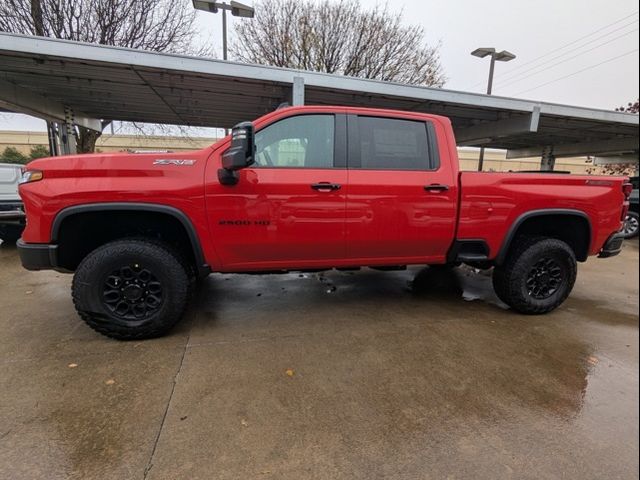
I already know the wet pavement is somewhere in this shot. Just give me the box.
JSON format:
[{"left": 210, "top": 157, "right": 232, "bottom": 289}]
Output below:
[{"left": 0, "top": 240, "right": 637, "bottom": 480}]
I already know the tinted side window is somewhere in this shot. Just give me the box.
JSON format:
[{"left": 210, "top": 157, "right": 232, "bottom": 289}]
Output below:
[
  {"left": 254, "top": 115, "right": 335, "bottom": 168},
  {"left": 357, "top": 116, "right": 431, "bottom": 170}
]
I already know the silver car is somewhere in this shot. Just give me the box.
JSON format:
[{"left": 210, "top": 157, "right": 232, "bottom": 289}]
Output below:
[{"left": 0, "top": 163, "right": 25, "bottom": 243}]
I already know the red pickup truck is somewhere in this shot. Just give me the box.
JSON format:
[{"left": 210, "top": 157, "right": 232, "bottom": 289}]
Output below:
[{"left": 17, "top": 106, "right": 631, "bottom": 340}]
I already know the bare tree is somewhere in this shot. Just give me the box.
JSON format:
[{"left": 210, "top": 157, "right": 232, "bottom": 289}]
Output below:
[
  {"left": 231, "top": 0, "right": 445, "bottom": 87},
  {"left": 0, "top": 0, "right": 206, "bottom": 152},
  {"left": 616, "top": 99, "right": 640, "bottom": 114},
  {"left": 586, "top": 99, "right": 640, "bottom": 175}
]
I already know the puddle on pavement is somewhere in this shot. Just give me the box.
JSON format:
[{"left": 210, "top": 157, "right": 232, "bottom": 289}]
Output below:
[{"left": 293, "top": 264, "right": 511, "bottom": 309}]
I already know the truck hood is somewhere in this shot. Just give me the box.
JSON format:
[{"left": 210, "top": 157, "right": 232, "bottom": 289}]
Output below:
[{"left": 26, "top": 149, "right": 209, "bottom": 176}]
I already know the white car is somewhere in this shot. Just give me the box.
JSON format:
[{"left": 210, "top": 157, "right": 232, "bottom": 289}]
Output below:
[{"left": 0, "top": 162, "right": 25, "bottom": 243}]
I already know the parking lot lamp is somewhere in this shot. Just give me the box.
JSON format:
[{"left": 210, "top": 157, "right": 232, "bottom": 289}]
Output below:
[
  {"left": 471, "top": 47, "right": 516, "bottom": 171},
  {"left": 192, "top": 0, "right": 255, "bottom": 60}
]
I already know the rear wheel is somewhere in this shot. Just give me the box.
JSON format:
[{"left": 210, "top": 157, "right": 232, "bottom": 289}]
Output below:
[
  {"left": 72, "top": 239, "right": 190, "bottom": 340},
  {"left": 623, "top": 211, "right": 639, "bottom": 239},
  {"left": 493, "top": 236, "right": 577, "bottom": 314}
]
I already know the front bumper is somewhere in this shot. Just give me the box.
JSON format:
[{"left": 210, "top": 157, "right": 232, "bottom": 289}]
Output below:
[
  {"left": 17, "top": 239, "right": 59, "bottom": 270},
  {"left": 598, "top": 232, "right": 625, "bottom": 258},
  {"left": 0, "top": 202, "right": 25, "bottom": 222}
]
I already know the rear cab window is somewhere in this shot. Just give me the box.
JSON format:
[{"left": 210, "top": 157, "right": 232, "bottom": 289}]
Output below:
[{"left": 349, "top": 116, "right": 439, "bottom": 170}]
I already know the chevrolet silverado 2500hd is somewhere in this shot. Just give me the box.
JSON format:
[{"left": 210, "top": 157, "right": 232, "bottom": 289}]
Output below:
[{"left": 17, "top": 106, "right": 631, "bottom": 339}]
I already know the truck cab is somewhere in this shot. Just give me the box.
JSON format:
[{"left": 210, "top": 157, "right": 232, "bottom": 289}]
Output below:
[{"left": 206, "top": 107, "right": 458, "bottom": 270}]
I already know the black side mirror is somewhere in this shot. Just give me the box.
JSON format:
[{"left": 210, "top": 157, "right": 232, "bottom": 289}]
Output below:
[{"left": 222, "top": 122, "right": 255, "bottom": 171}]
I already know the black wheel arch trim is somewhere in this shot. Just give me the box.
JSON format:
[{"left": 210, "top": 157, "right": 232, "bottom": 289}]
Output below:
[
  {"left": 51, "top": 203, "right": 210, "bottom": 276},
  {"left": 496, "top": 208, "right": 592, "bottom": 265}
]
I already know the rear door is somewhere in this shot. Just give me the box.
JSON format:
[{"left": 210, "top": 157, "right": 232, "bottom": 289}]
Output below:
[
  {"left": 206, "top": 113, "right": 348, "bottom": 270},
  {"left": 345, "top": 114, "right": 457, "bottom": 264}
]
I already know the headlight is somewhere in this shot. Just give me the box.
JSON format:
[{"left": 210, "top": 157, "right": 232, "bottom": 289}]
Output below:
[{"left": 19, "top": 170, "right": 43, "bottom": 185}]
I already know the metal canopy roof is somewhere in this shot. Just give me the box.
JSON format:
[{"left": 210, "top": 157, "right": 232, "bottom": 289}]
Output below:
[{"left": 0, "top": 32, "right": 638, "bottom": 158}]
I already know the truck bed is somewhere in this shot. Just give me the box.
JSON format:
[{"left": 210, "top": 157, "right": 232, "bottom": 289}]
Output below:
[{"left": 456, "top": 172, "right": 627, "bottom": 260}]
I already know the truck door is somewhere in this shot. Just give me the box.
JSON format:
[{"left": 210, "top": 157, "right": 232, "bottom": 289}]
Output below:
[
  {"left": 345, "top": 114, "right": 458, "bottom": 264},
  {"left": 205, "top": 113, "right": 348, "bottom": 270}
]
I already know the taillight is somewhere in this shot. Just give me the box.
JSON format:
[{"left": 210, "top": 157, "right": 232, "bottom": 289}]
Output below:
[
  {"left": 621, "top": 204, "right": 630, "bottom": 221},
  {"left": 620, "top": 182, "right": 632, "bottom": 221}
]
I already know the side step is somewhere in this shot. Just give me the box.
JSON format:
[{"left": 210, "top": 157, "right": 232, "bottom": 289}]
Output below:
[{"left": 447, "top": 240, "right": 490, "bottom": 263}]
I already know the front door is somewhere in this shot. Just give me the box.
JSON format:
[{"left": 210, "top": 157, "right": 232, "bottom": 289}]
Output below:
[{"left": 205, "top": 113, "right": 347, "bottom": 271}]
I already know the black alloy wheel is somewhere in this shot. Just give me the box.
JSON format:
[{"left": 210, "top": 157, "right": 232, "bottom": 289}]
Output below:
[
  {"left": 72, "top": 239, "right": 190, "bottom": 340},
  {"left": 525, "top": 257, "right": 563, "bottom": 300},
  {"left": 102, "top": 263, "right": 163, "bottom": 321}
]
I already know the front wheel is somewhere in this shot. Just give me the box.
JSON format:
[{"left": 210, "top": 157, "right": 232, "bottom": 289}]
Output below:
[
  {"left": 623, "top": 211, "right": 639, "bottom": 239},
  {"left": 493, "top": 237, "right": 577, "bottom": 315},
  {"left": 72, "top": 239, "right": 190, "bottom": 340}
]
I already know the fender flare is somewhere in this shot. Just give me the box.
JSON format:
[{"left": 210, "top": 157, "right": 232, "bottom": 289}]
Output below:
[
  {"left": 495, "top": 208, "right": 592, "bottom": 265},
  {"left": 51, "top": 202, "right": 209, "bottom": 275}
]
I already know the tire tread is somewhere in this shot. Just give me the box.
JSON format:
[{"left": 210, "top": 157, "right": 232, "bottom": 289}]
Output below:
[
  {"left": 72, "top": 238, "right": 189, "bottom": 340},
  {"left": 493, "top": 236, "right": 577, "bottom": 315}
]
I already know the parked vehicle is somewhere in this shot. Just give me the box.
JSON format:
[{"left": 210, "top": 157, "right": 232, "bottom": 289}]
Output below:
[
  {"left": 622, "top": 176, "right": 639, "bottom": 239},
  {"left": 0, "top": 163, "right": 26, "bottom": 243},
  {"left": 17, "top": 106, "right": 631, "bottom": 339}
]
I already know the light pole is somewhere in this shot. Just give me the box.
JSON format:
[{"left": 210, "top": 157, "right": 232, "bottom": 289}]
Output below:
[
  {"left": 471, "top": 47, "right": 516, "bottom": 171},
  {"left": 192, "top": 0, "right": 255, "bottom": 60}
]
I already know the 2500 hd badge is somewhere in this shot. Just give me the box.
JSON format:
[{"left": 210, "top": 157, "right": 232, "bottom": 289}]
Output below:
[{"left": 218, "top": 219, "right": 271, "bottom": 226}]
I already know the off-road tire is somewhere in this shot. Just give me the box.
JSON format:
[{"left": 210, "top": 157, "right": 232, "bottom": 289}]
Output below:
[
  {"left": 72, "top": 239, "right": 190, "bottom": 340},
  {"left": 493, "top": 236, "right": 577, "bottom": 314}
]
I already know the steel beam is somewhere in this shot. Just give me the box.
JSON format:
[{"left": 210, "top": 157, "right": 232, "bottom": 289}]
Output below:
[
  {"left": 61, "top": 106, "right": 77, "bottom": 155},
  {"left": 0, "top": 78, "right": 102, "bottom": 132},
  {"left": 540, "top": 146, "right": 555, "bottom": 171},
  {"left": 456, "top": 106, "right": 540, "bottom": 145},
  {"left": 593, "top": 154, "right": 639, "bottom": 165},
  {"left": 507, "top": 137, "right": 640, "bottom": 159},
  {"left": 46, "top": 121, "right": 59, "bottom": 156},
  {"left": 292, "top": 76, "right": 305, "bottom": 106}
]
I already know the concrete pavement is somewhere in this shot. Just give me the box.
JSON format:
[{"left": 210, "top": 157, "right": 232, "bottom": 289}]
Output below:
[{"left": 0, "top": 240, "right": 638, "bottom": 479}]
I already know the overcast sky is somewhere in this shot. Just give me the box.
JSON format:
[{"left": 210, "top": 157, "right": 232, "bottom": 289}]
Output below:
[{"left": 2, "top": 0, "right": 638, "bottom": 133}]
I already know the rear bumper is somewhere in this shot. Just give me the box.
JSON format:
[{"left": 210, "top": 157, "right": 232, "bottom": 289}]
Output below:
[
  {"left": 17, "top": 239, "right": 59, "bottom": 271},
  {"left": 598, "top": 232, "right": 625, "bottom": 258}
]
